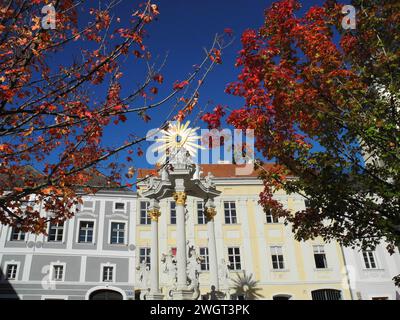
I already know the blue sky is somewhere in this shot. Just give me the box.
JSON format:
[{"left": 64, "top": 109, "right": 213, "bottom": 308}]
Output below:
[
  {"left": 96, "top": 0, "right": 327, "bottom": 172},
  {"left": 28, "top": 0, "right": 328, "bottom": 182}
]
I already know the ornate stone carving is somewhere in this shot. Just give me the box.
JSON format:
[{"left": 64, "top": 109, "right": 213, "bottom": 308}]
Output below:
[
  {"left": 218, "top": 258, "right": 231, "bottom": 289},
  {"left": 187, "top": 243, "right": 202, "bottom": 300},
  {"left": 161, "top": 249, "right": 178, "bottom": 300},
  {"left": 204, "top": 172, "right": 216, "bottom": 188},
  {"left": 173, "top": 191, "right": 187, "bottom": 205},
  {"left": 147, "top": 208, "right": 161, "bottom": 222},
  {"left": 136, "top": 260, "right": 150, "bottom": 299},
  {"left": 205, "top": 207, "right": 217, "bottom": 221}
]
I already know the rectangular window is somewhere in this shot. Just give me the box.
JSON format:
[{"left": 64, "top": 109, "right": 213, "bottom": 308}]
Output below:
[
  {"left": 115, "top": 202, "right": 125, "bottom": 210},
  {"left": 313, "top": 245, "right": 328, "bottom": 269},
  {"left": 140, "top": 247, "right": 151, "bottom": 269},
  {"left": 140, "top": 201, "right": 150, "bottom": 225},
  {"left": 110, "top": 222, "right": 125, "bottom": 244},
  {"left": 78, "top": 221, "right": 94, "bottom": 243},
  {"left": 224, "top": 201, "right": 237, "bottom": 224},
  {"left": 48, "top": 222, "right": 64, "bottom": 242},
  {"left": 6, "top": 264, "right": 18, "bottom": 280},
  {"left": 102, "top": 266, "right": 114, "bottom": 282},
  {"left": 363, "top": 251, "right": 377, "bottom": 269},
  {"left": 271, "top": 246, "right": 285, "bottom": 270},
  {"left": 304, "top": 199, "right": 311, "bottom": 209},
  {"left": 170, "top": 202, "right": 176, "bottom": 224},
  {"left": 52, "top": 265, "right": 64, "bottom": 281},
  {"left": 199, "top": 247, "right": 209, "bottom": 271},
  {"left": 228, "top": 247, "right": 241, "bottom": 270},
  {"left": 265, "top": 209, "right": 279, "bottom": 223},
  {"left": 10, "top": 227, "right": 25, "bottom": 241},
  {"left": 197, "top": 201, "right": 207, "bottom": 224}
]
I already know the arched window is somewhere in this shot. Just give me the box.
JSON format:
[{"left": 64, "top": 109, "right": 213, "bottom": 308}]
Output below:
[
  {"left": 273, "top": 294, "right": 292, "bottom": 300},
  {"left": 89, "top": 289, "right": 123, "bottom": 300},
  {"left": 311, "top": 289, "right": 342, "bottom": 300}
]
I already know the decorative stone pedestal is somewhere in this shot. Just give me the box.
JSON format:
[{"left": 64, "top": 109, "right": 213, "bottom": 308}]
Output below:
[
  {"left": 172, "top": 289, "right": 195, "bottom": 300},
  {"left": 146, "top": 293, "right": 165, "bottom": 300}
]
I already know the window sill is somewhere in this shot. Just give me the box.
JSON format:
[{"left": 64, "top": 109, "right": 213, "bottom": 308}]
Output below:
[{"left": 271, "top": 269, "right": 290, "bottom": 272}]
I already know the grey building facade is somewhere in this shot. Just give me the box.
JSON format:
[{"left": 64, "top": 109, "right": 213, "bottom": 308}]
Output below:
[{"left": 0, "top": 189, "right": 138, "bottom": 300}]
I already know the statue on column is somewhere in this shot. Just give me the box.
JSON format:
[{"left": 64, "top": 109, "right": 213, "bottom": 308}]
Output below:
[
  {"left": 161, "top": 249, "right": 177, "bottom": 300},
  {"left": 204, "top": 172, "right": 215, "bottom": 188},
  {"left": 219, "top": 258, "right": 231, "bottom": 289},
  {"left": 187, "top": 243, "right": 202, "bottom": 300},
  {"left": 136, "top": 260, "right": 150, "bottom": 299}
]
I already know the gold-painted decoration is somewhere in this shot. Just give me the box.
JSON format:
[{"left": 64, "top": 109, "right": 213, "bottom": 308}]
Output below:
[
  {"left": 147, "top": 208, "right": 161, "bottom": 222},
  {"left": 173, "top": 191, "right": 187, "bottom": 205},
  {"left": 205, "top": 207, "right": 217, "bottom": 221}
]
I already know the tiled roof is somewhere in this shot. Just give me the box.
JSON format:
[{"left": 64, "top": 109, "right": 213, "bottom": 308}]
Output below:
[
  {"left": 137, "top": 163, "right": 278, "bottom": 179},
  {"left": 0, "top": 166, "right": 123, "bottom": 190}
]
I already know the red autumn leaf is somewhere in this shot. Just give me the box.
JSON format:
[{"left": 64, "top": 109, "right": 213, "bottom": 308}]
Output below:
[
  {"left": 153, "top": 74, "right": 163, "bottom": 83},
  {"left": 173, "top": 80, "right": 189, "bottom": 90}
]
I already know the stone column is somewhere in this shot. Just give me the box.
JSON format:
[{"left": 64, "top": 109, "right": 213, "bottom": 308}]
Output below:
[
  {"left": 172, "top": 190, "right": 193, "bottom": 299},
  {"left": 173, "top": 191, "right": 187, "bottom": 289},
  {"left": 146, "top": 200, "right": 164, "bottom": 300},
  {"left": 205, "top": 202, "right": 219, "bottom": 292}
]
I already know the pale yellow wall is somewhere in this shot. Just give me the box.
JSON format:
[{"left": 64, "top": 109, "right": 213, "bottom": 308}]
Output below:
[{"left": 137, "top": 182, "right": 352, "bottom": 300}]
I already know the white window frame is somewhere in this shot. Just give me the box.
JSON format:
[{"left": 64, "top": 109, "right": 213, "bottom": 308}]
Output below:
[
  {"left": 139, "top": 201, "right": 151, "bottom": 225},
  {"left": 50, "top": 262, "right": 66, "bottom": 282},
  {"left": 3, "top": 261, "right": 20, "bottom": 281},
  {"left": 114, "top": 201, "right": 126, "bottom": 212},
  {"left": 199, "top": 247, "right": 209, "bottom": 271},
  {"left": 265, "top": 209, "right": 279, "bottom": 224},
  {"left": 139, "top": 247, "right": 151, "bottom": 269},
  {"left": 170, "top": 201, "right": 176, "bottom": 225},
  {"left": 47, "top": 221, "right": 65, "bottom": 242},
  {"left": 227, "top": 246, "right": 242, "bottom": 271},
  {"left": 313, "top": 245, "right": 328, "bottom": 269},
  {"left": 109, "top": 220, "right": 127, "bottom": 245},
  {"left": 270, "top": 246, "right": 285, "bottom": 270},
  {"left": 76, "top": 219, "right": 96, "bottom": 244},
  {"left": 100, "top": 263, "right": 116, "bottom": 283},
  {"left": 224, "top": 201, "right": 237, "bottom": 224},
  {"left": 264, "top": 209, "right": 280, "bottom": 224},
  {"left": 362, "top": 250, "right": 378, "bottom": 269},
  {"left": 196, "top": 201, "right": 207, "bottom": 225},
  {"left": 9, "top": 227, "right": 26, "bottom": 241}
]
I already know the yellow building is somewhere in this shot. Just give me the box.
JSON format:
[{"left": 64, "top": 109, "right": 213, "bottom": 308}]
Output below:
[{"left": 136, "top": 164, "right": 352, "bottom": 300}]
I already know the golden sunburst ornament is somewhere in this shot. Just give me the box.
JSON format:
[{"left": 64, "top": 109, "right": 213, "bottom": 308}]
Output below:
[{"left": 153, "top": 121, "right": 203, "bottom": 164}]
